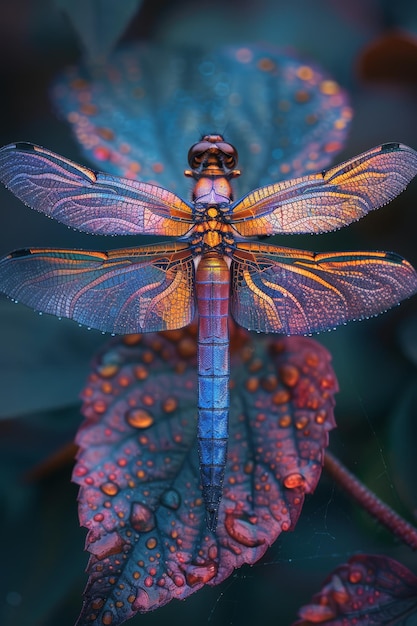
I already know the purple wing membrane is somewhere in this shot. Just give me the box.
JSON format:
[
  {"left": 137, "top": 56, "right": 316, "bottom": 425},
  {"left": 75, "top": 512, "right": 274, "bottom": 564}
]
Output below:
[
  {"left": 0, "top": 243, "right": 195, "bottom": 334},
  {"left": 0, "top": 143, "right": 192, "bottom": 236},
  {"left": 231, "top": 143, "right": 417, "bottom": 235},
  {"left": 231, "top": 242, "right": 417, "bottom": 335}
]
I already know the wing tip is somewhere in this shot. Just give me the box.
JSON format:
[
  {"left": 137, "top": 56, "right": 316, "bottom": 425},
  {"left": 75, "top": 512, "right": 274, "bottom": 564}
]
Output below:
[
  {"left": 0, "top": 141, "right": 37, "bottom": 154},
  {"left": 380, "top": 141, "right": 417, "bottom": 163},
  {"left": 8, "top": 248, "right": 32, "bottom": 259},
  {"left": 380, "top": 142, "right": 401, "bottom": 153}
]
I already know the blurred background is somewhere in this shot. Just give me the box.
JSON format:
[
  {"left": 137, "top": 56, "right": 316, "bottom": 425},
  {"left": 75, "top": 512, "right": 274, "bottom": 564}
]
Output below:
[{"left": 1, "top": 1, "right": 417, "bottom": 625}]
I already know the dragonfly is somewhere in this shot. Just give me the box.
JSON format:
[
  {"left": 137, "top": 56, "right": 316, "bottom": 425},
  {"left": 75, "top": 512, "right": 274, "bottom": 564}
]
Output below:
[{"left": 1, "top": 137, "right": 417, "bottom": 530}]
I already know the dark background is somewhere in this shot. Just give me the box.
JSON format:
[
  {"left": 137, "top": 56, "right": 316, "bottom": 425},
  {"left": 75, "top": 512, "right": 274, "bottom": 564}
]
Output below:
[{"left": 1, "top": 1, "right": 417, "bottom": 625}]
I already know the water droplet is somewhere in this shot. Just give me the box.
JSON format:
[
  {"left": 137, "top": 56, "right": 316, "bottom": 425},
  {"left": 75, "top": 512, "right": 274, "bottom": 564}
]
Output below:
[
  {"left": 299, "top": 604, "right": 336, "bottom": 622},
  {"left": 245, "top": 377, "right": 259, "bottom": 392},
  {"left": 160, "top": 488, "right": 181, "bottom": 510},
  {"left": 125, "top": 408, "right": 154, "bottom": 429},
  {"left": 320, "top": 79, "right": 340, "bottom": 95},
  {"left": 249, "top": 358, "right": 263, "bottom": 372},
  {"left": 177, "top": 336, "right": 196, "bottom": 358},
  {"left": 97, "top": 363, "right": 119, "bottom": 378},
  {"left": 297, "top": 65, "right": 314, "bottom": 81},
  {"left": 295, "top": 416, "right": 309, "bottom": 430},
  {"left": 283, "top": 473, "right": 305, "bottom": 489},
  {"left": 208, "top": 544, "right": 218, "bottom": 559},
  {"left": 123, "top": 334, "right": 142, "bottom": 346},
  {"left": 305, "top": 351, "right": 319, "bottom": 367},
  {"left": 331, "top": 575, "right": 350, "bottom": 604},
  {"left": 100, "top": 482, "right": 119, "bottom": 497},
  {"left": 185, "top": 560, "right": 218, "bottom": 586},
  {"left": 243, "top": 460, "right": 254, "bottom": 475},
  {"left": 134, "top": 365, "right": 148, "bottom": 380},
  {"left": 142, "top": 350, "right": 154, "bottom": 364},
  {"left": 88, "top": 531, "right": 125, "bottom": 559},
  {"left": 144, "top": 576, "right": 154, "bottom": 587},
  {"left": 130, "top": 503, "right": 156, "bottom": 533},
  {"left": 146, "top": 537, "right": 157, "bottom": 550},
  {"left": 278, "top": 415, "right": 292, "bottom": 428},
  {"left": 272, "top": 390, "right": 290, "bottom": 405},
  {"left": 349, "top": 570, "right": 362, "bottom": 584},
  {"left": 224, "top": 510, "right": 265, "bottom": 547},
  {"left": 93, "top": 400, "right": 107, "bottom": 414},
  {"left": 132, "top": 588, "right": 150, "bottom": 611},
  {"left": 173, "top": 574, "right": 185, "bottom": 587},
  {"left": 74, "top": 465, "right": 88, "bottom": 477},
  {"left": 163, "top": 397, "right": 178, "bottom": 413},
  {"left": 279, "top": 364, "right": 300, "bottom": 387},
  {"left": 91, "top": 597, "right": 105, "bottom": 610},
  {"left": 101, "top": 610, "right": 113, "bottom": 624}
]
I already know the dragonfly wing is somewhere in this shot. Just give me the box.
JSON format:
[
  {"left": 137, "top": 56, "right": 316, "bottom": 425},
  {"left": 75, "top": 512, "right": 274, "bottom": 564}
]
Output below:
[
  {"left": 0, "top": 243, "right": 195, "bottom": 334},
  {"left": 230, "top": 242, "right": 417, "bottom": 335},
  {"left": 232, "top": 143, "right": 417, "bottom": 235},
  {"left": 0, "top": 143, "right": 193, "bottom": 236}
]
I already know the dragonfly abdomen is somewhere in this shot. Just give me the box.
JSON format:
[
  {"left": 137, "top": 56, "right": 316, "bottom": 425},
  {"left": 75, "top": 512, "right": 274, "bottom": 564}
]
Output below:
[{"left": 195, "top": 252, "right": 230, "bottom": 531}]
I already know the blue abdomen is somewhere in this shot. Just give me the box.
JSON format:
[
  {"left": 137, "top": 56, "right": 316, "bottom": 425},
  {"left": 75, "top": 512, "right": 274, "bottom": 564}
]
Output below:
[{"left": 195, "top": 252, "right": 230, "bottom": 531}]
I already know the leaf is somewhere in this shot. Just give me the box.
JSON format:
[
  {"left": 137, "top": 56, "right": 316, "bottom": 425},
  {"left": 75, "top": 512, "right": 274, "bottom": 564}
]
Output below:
[
  {"left": 0, "top": 298, "right": 105, "bottom": 418},
  {"left": 54, "top": 0, "right": 142, "bottom": 65},
  {"left": 73, "top": 327, "right": 337, "bottom": 625},
  {"left": 389, "top": 379, "right": 417, "bottom": 514},
  {"left": 0, "top": 406, "right": 85, "bottom": 626},
  {"left": 51, "top": 43, "right": 351, "bottom": 198},
  {"left": 294, "top": 554, "right": 417, "bottom": 625},
  {"left": 398, "top": 314, "right": 417, "bottom": 367}
]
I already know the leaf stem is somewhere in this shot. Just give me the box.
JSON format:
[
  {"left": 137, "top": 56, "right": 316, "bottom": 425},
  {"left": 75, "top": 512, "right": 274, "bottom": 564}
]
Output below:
[{"left": 324, "top": 449, "right": 417, "bottom": 550}]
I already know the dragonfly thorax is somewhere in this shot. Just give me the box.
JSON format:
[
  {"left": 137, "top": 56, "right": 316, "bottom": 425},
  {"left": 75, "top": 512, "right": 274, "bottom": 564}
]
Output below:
[{"left": 187, "top": 218, "right": 236, "bottom": 255}]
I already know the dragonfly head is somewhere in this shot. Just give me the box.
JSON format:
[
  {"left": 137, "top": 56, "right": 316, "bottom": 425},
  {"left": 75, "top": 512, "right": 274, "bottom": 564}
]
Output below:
[{"left": 185, "top": 134, "right": 241, "bottom": 178}]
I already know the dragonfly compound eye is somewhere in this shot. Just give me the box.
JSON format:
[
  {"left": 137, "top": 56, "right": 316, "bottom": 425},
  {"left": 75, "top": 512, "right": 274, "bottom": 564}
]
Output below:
[{"left": 188, "top": 137, "right": 239, "bottom": 170}]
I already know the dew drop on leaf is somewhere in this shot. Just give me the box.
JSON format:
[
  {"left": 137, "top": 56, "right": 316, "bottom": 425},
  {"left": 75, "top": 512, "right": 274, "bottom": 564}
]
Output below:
[
  {"left": 125, "top": 408, "right": 154, "bottom": 429},
  {"left": 184, "top": 560, "right": 218, "bottom": 587},
  {"left": 129, "top": 502, "right": 156, "bottom": 533},
  {"left": 160, "top": 488, "right": 181, "bottom": 510},
  {"left": 100, "top": 482, "right": 119, "bottom": 497},
  {"left": 74, "top": 328, "right": 338, "bottom": 624},
  {"left": 283, "top": 473, "right": 305, "bottom": 489},
  {"left": 87, "top": 531, "right": 125, "bottom": 560}
]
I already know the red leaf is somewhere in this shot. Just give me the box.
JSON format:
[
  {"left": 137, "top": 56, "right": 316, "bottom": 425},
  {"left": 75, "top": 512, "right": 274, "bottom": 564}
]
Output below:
[
  {"left": 294, "top": 554, "right": 417, "bottom": 625},
  {"left": 74, "top": 326, "right": 337, "bottom": 625}
]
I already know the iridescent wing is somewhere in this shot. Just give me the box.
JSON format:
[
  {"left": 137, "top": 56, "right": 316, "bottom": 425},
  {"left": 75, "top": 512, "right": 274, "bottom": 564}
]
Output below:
[
  {"left": 52, "top": 44, "right": 351, "bottom": 196},
  {"left": 230, "top": 242, "right": 417, "bottom": 335},
  {"left": 0, "top": 243, "right": 195, "bottom": 334},
  {"left": 0, "top": 143, "right": 193, "bottom": 236},
  {"left": 231, "top": 143, "right": 417, "bottom": 236}
]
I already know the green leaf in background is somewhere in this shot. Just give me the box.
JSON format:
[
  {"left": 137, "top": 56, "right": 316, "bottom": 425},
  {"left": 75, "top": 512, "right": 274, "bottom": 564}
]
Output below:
[
  {"left": 0, "top": 404, "right": 85, "bottom": 626},
  {"left": 54, "top": 0, "right": 143, "bottom": 64},
  {"left": 0, "top": 299, "right": 105, "bottom": 418},
  {"left": 389, "top": 379, "right": 417, "bottom": 516}
]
